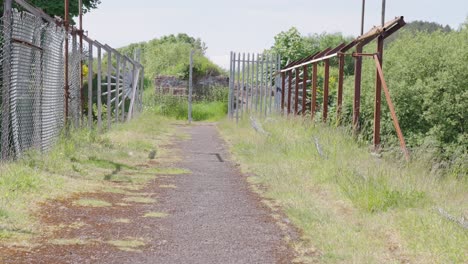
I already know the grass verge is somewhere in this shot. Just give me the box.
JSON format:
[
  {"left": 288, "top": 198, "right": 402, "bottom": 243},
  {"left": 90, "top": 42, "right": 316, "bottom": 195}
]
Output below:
[
  {"left": 0, "top": 111, "right": 176, "bottom": 243},
  {"left": 219, "top": 115, "right": 467, "bottom": 263}
]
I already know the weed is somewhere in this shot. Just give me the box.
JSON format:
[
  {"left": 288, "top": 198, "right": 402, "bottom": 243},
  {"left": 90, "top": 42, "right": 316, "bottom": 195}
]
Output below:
[
  {"left": 143, "top": 212, "right": 169, "bottom": 218},
  {"left": 73, "top": 199, "right": 112, "bottom": 208},
  {"left": 122, "top": 197, "right": 156, "bottom": 204}
]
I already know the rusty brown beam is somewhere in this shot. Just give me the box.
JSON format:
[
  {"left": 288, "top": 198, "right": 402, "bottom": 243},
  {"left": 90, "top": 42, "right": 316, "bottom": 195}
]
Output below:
[
  {"left": 294, "top": 68, "right": 300, "bottom": 115},
  {"left": 337, "top": 53, "right": 345, "bottom": 123},
  {"left": 374, "top": 36, "right": 384, "bottom": 150},
  {"left": 302, "top": 65, "right": 308, "bottom": 116},
  {"left": 281, "top": 72, "right": 286, "bottom": 113},
  {"left": 323, "top": 57, "right": 330, "bottom": 122},
  {"left": 340, "top": 16, "right": 405, "bottom": 53},
  {"left": 373, "top": 54, "right": 409, "bottom": 161},
  {"left": 287, "top": 70, "right": 292, "bottom": 115},
  {"left": 353, "top": 44, "right": 363, "bottom": 131}
]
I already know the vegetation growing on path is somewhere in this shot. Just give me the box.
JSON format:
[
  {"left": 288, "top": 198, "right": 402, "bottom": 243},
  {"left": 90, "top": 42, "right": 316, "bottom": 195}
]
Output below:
[{"left": 0, "top": 110, "right": 175, "bottom": 241}]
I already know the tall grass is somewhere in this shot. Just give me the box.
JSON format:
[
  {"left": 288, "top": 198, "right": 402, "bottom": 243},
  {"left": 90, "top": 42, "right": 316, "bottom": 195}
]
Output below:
[
  {"left": 146, "top": 86, "right": 228, "bottom": 121},
  {"left": 219, "top": 115, "right": 467, "bottom": 263}
]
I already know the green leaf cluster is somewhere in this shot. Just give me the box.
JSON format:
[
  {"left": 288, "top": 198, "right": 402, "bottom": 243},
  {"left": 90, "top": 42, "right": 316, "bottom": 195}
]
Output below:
[
  {"left": 117, "top": 33, "right": 222, "bottom": 80},
  {"left": 1, "top": 0, "right": 101, "bottom": 23}
]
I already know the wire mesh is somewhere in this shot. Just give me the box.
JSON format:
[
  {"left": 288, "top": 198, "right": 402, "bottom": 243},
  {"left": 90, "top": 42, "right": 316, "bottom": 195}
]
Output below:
[{"left": 0, "top": 5, "right": 144, "bottom": 161}]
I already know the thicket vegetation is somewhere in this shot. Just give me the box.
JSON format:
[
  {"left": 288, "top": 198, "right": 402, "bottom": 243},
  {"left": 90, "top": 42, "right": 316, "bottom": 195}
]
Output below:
[
  {"left": 267, "top": 20, "right": 467, "bottom": 177},
  {"left": 118, "top": 33, "right": 223, "bottom": 80}
]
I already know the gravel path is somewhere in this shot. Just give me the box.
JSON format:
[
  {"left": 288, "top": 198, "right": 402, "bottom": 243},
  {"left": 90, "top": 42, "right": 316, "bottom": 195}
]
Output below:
[{"left": 143, "top": 124, "right": 293, "bottom": 263}]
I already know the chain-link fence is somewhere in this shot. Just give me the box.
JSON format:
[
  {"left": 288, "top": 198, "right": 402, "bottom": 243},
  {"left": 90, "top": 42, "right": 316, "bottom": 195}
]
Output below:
[{"left": 0, "top": 1, "right": 144, "bottom": 160}]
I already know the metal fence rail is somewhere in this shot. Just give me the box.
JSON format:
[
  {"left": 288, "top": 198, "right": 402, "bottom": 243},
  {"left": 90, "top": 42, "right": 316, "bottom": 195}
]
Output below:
[
  {"left": 228, "top": 17, "right": 410, "bottom": 160},
  {"left": 0, "top": 0, "right": 144, "bottom": 160},
  {"left": 228, "top": 52, "right": 280, "bottom": 123}
]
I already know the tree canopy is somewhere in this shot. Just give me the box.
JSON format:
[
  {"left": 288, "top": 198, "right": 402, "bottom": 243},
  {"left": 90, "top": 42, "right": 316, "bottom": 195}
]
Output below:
[
  {"left": 117, "top": 33, "right": 222, "bottom": 80},
  {"left": 2, "top": 0, "right": 101, "bottom": 22}
]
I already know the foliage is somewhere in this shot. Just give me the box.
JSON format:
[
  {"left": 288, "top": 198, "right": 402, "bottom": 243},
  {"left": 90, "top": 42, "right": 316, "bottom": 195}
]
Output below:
[
  {"left": 385, "top": 20, "right": 452, "bottom": 44},
  {"left": 340, "top": 26, "right": 468, "bottom": 176},
  {"left": 3, "top": 0, "right": 101, "bottom": 23},
  {"left": 146, "top": 87, "right": 228, "bottom": 122},
  {"left": 268, "top": 27, "right": 354, "bottom": 74},
  {"left": 116, "top": 34, "right": 222, "bottom": 80}
]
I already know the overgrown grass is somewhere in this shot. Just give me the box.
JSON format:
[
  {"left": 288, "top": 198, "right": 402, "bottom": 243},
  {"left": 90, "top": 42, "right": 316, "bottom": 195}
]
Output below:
[
  {"left": 219, "top": 115, "right": 467, "bottom": 263},
  {"left": 0, "top": 111, "right": 176, "bottom": 242},
  {"left": 147, "top": 87, "right": 228, "bottom": 121}
]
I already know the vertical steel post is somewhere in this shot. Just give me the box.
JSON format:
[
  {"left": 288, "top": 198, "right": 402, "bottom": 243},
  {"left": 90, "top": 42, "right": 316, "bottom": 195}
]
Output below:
[
  {"left": 337, "top": 54, "right": 345, "bottom": 123},
  {"left": 79, "top": 0, "right": 84, "bottom": 124},
  {"left": 228, "top": 52, "right": 233, "bottom": 118},
  {"left": 311, "top": 63, "right": 318, "bottom": 119},
  {"left": 287, "top": 70, "right": 292, "bottom": 115},
  {"left": 374, "top": 38, "right": 384, "bottom": 150},
  {"left": 121, "top": 59, "right": 127, "bottom": 122},
  {"left": 361, "top": 0, "right": 366, "bottom": 35},
  {"left": 302, "top": 65, "right": 308, "bottom": 116},
  {"left": 259, "top": 55, "right": 264, "bottom": 114},
  {"left": 255, "top": 54, "right": 260, "bottom": 113},
  {"left": 281, "top": 72, "right": 285, "bottom": 113},
  {"left": 107, "top": 50, "right": 112, "bottom": 129},
  {"left": 265, "top": 54, "right": 270, "bottom": 117},
  {"left": 97, "top": 45, "right": 102, "bottom": 130},
  {"left": 250, "top": 53, "right": 255, "bottom": 111},
  {"left": 241, "top": 53, "right": 245, "bottom": 116},
  {"left": 294, "top": 68, "right": 299, "bottom": 115},
  {"left": 64, "top": 0, "right": 70, "bottom": 125},
  {"left": 236, "top": 53, "right": 240, "bottom": 124},
  {"left": 115, "top": 55, "right": 120, "bottom": 122},
  {"left": 246, "top": 53, "right": 250, "bottom": 113},
  {"left": 323, "top": 59, "right": 330, "bottom": 122},
  {"left": 276, "top": 55, "right": 281, "bottom": 112},
  {"left": 374, "top": 0, "right": 386, "bottom": 149},
  {"left": 353, "top": 44, "right": 363, "bottom": 131},
  {"left": 188, "top": 50, "right": 193, "bottom": 123},
  {"left": 88, "top": 42, "right": 93, "bottom": 128}
]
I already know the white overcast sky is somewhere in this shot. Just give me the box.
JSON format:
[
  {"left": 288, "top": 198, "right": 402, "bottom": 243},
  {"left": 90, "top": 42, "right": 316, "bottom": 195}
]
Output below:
[{"left": 82, "top": 0, "right": 468, "bottom": 69}]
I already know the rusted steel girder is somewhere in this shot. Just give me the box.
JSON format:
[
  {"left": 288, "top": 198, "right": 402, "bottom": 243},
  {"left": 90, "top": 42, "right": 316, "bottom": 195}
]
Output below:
[
  {"left": 287, "top": 70, "right": 292, "bottom": 115},
  {"left": 323, "top": 43, "right": 346, "bottom": 122},
  {"left": 373, "top": 54, "right": 409, "bottom": 161},
  {"left": 281, "top": 72, "right": 286, "bottom": 113},
  {"left": 310, "top": 48, "right": 331, "bottom": 119},
  {"left": 294, "top": 68, "right": 300, "bottom": 114},
  {"left": 302, "top": 65, "right": 308, "bottom": 115}
]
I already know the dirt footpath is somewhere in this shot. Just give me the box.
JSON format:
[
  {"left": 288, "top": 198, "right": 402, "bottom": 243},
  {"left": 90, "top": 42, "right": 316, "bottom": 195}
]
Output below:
[{"left": 0, "top": 124, "right": 294, "bottom": 263}]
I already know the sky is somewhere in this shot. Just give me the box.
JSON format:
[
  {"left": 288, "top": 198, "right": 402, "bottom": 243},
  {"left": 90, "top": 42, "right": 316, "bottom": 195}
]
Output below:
[{"left": 82, "top": 0, "right": 468, "bottom": 69}]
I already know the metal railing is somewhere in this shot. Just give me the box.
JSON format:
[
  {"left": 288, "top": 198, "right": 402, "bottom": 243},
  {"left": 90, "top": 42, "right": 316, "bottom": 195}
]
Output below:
[
  {"left": 229, "top": 16, "right": 410, "bottom": 160},
  {"left": 228, "top": 52, "right": 281, "bottom": 123},
  {"left": 0, "top": 0, "right": 144, "bottom": 160}
]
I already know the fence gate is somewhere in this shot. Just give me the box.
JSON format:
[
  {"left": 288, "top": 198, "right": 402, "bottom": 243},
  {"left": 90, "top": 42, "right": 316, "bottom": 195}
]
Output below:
[{"left": 228, "top": 52, "right": 281, "bottom": 122}]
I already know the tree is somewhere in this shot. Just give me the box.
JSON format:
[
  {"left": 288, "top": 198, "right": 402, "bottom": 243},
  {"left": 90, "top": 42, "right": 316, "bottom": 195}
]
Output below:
[{"left": 1, "top": 0, "right": 101, "bottom": 23}]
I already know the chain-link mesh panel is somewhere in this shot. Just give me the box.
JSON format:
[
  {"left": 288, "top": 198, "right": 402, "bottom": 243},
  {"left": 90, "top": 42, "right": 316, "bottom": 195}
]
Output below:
[
  {"left": 9, "top": 11, "right": 43, "bottom": 155},
  {"left": 1, "top": 6, "right": 144, "bottom": 161},
  {"left": 41, "top": 19, "right": 65, "bottom": 152},
  {"left": 0, "top": 14, "right": 9, "bottom": 159},
  {"left": 69, "top": 33, "right": 81, "bottom": 128}
]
